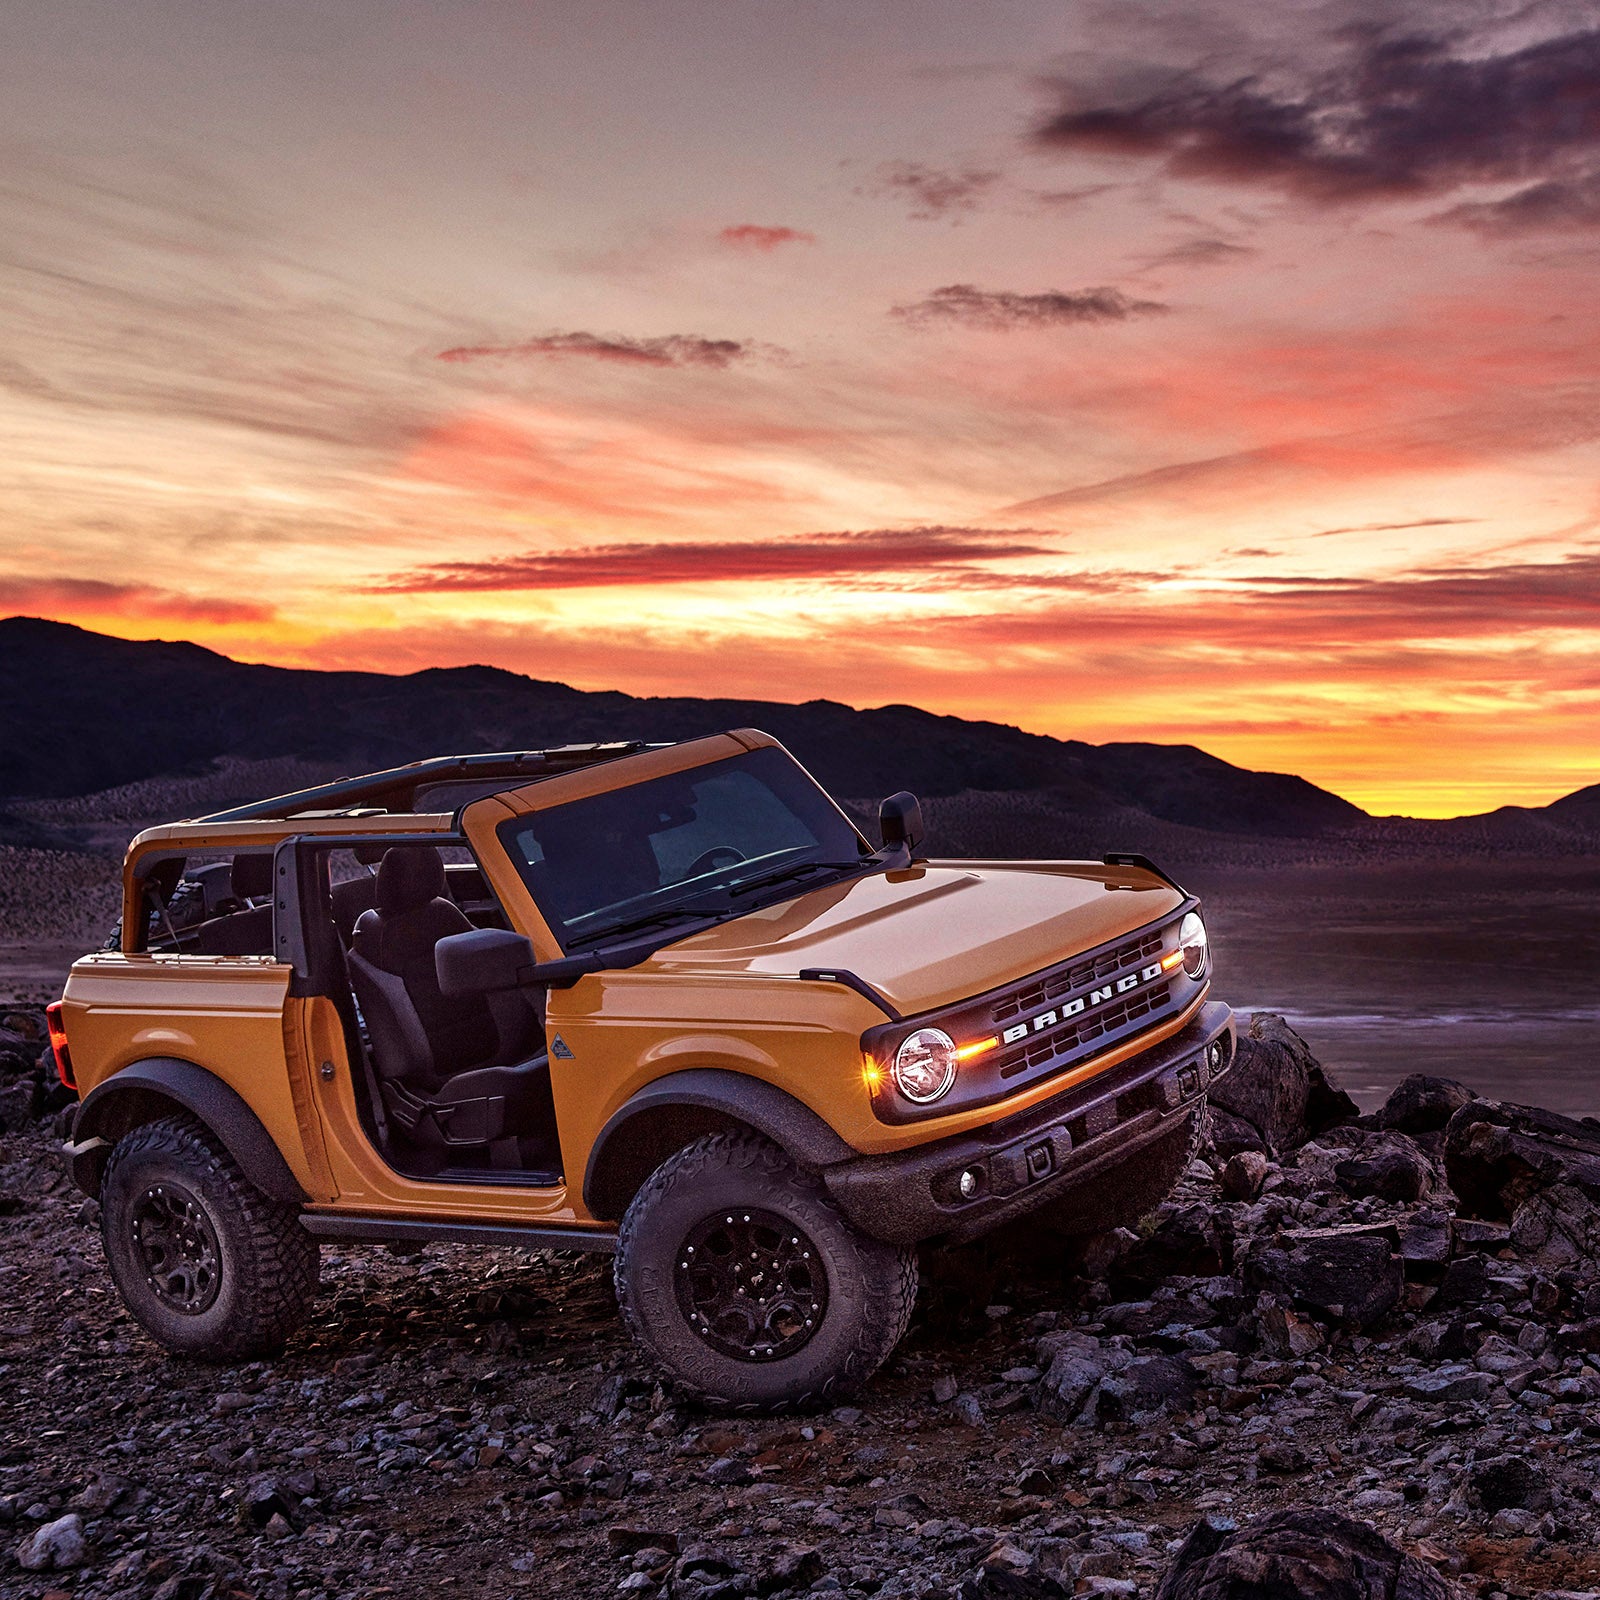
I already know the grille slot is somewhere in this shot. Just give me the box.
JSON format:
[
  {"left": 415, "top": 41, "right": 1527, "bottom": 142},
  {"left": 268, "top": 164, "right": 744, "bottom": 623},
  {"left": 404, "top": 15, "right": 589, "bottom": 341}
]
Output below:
[
  {"left": 996, "top": 984, "right": 1174, "bottom": 1080},
  {"left": 991, "top": 929, "right": 1165, "bottom": 1025}
]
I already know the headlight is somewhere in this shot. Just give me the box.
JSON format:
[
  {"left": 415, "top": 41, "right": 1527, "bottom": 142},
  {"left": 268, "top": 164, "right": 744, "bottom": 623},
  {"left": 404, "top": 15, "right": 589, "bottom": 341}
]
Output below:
[
  {"left": 892, "top": 1027, "right": 957, "bottom": 1103},
  {"left": 1179, "top": 911, "right": 1208, "bottom": 978}
]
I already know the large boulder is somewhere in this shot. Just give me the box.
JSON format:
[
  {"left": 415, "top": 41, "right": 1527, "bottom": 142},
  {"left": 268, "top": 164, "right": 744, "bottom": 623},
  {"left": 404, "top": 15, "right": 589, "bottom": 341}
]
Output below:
[
  {"left": 1445, "top": 1099, "right": 1600, "bottom": 1220},
  {"left": 1242, "top": 1226, "right": 1404, "bottom": 1329},
  {"left": 1209, "top": 1014, "right": 1358, "bottom": 1156},
  {"left": 1092, "top": 1353, "right": 1199, "bottom": 1423},
  {"left": 1034, "top": 1330, "right": 1131, "bottom": 1420},
  {"left": 1507, "top": 1183, "right": 1600, "bottom": 1273},
  {"left": 15, "top": 1513, "right": 87, "bottom": 1573},
  {"left": 959, "top": 1542, "right": 1069, "bottom": 1598},
  {"left": 1109, "top": 1203, "right": 1233, "bottom": 1293},
  {"left": 1333, "top": 1132, "right": 1435, "bottom": 1204},
  {"left": 1466, "top": 1455, "right": 1549, "bottom": 1514},
  {"left": 1205, "top": 1105, "right": 1269, "bottom": 1163},
  {"left": 1155, "top": 1508, "right": 1461, "bottom": 1600},
  {"left": 1375, "top": 1074, "right": 1476, "bottom": 1135}
]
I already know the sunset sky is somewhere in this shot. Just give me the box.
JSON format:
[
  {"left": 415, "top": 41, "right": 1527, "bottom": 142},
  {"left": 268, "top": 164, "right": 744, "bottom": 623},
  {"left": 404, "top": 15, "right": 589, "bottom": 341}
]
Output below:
[{"left": 3, "top": 1, "right": 1599, "bottom": 816}]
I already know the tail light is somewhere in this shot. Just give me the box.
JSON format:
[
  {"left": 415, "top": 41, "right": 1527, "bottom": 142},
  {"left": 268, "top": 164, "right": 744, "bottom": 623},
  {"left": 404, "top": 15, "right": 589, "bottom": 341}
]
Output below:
[{"left": 45, "top": 1002, "right": 75, "bottom": 1091}]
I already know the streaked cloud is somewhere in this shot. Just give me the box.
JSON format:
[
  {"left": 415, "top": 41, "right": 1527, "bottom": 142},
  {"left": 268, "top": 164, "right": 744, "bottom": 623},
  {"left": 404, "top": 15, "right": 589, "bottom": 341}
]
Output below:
[
  {"left": 1309, "top": 517, "right": 1476, "bottom": 539},
  {"left": 437, "top": 331, "right": 753, "bottom": 368},
  {"left": 891, "top": 283, "right": 1167, "bottom": 329},
  {"left": 1138, "top": 237, "right": 1255, "bottom": 269},
  {"left": 376, "top": 526, "right": 1055, "bottom": 592}
]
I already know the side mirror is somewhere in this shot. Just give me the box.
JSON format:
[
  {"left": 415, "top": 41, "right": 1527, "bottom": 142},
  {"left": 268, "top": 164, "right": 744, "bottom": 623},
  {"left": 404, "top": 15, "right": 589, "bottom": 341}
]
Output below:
[
  {"left": 879, "top": 791, "right": 925, "bottom": 858},
  {"left": 435, "top": 927, "right": 537, "bottom": 996}
]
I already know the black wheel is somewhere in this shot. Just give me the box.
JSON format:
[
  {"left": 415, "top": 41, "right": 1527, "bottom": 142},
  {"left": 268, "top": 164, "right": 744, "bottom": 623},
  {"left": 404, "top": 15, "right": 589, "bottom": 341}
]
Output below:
[
  {"left": 100, "top": 1115, "right": 319, "bottom": 1359},
  {"left": 1029, "top": 1108, "right": 1202, "bottom": 1239},
  {"left": 615, "top": 1131, "right": 917, "bottom": 1411}
]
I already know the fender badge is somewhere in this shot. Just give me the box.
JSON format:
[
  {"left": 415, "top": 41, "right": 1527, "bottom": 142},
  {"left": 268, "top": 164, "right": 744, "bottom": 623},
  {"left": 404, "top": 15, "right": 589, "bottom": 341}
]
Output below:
[{"left": 550, "top": 1034, "right": 574, "bottom": 1060}]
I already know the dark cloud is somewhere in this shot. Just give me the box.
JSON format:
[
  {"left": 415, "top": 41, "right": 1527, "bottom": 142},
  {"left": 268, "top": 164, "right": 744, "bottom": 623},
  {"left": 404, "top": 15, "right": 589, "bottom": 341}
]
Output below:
[
  {"left": 1033, "top": 28, "right": 1600, "bottom": 206},
  {"left": 1436, "top": 175, "right": 1600, "bottom": 234},
  {"left": 1030, "top": 183, "right": 1122, "bottom": 209},
  {"left": 0, "top": 576, "right": 275, "bottom": 625},
  {"left": 891, "top": 283, "right": 1168, "bottom": 329},
  {"left": 1140, "top": 237, "right": 1255, "bottom": 268},
  {"left": 717, "top": 224, "right": 816, "bottom": 251},
  {"left": 860, "top": 162, "right": 1001, "bottom": 220},
  {"left": 437, "top": 332, "right": 750, "bottom": 368},
  {"left": 375, "top": 526, "right": 1055, "bottom": 593}
]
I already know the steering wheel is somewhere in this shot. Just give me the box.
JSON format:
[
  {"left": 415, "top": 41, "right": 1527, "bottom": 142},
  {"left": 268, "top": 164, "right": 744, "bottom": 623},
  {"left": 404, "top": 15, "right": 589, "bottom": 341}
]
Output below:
[{"left": 687, "top": 845, "right": 744, "bottom": 876}]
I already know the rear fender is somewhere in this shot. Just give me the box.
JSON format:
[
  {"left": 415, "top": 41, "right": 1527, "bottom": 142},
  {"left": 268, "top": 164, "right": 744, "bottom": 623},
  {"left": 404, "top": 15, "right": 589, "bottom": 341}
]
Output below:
[{"left": 68, "top": 1058, "right": 307, "bottom": 1203}]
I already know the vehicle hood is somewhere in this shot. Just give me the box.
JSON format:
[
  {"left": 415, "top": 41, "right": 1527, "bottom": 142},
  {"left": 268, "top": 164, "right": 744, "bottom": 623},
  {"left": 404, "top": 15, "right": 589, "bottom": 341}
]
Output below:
[{"left": 645, "top": 860, "right": 1185, "bottom": 1016}]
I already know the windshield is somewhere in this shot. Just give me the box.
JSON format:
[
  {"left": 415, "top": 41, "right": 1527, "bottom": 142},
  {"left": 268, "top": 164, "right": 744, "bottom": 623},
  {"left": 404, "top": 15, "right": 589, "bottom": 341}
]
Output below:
[{"left": 497, "top": 746, "right": 872, "bottom": 950}]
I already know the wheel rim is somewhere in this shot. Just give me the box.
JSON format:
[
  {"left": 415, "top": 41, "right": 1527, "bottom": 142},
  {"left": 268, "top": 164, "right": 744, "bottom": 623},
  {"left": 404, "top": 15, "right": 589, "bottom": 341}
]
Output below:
[
  {"left": 673, "top": 1207, "right": 828, "bottom": 1362},
  {"left": 130, "top": 1182, "right": 222, "bottom": 1315}
]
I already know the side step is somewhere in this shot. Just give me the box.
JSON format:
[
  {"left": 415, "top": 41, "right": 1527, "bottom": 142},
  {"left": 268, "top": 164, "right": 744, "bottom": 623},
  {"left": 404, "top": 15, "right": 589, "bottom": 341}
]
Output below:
[{"left": 300, "top": 1212, "right": 617, "bottom": 1253}]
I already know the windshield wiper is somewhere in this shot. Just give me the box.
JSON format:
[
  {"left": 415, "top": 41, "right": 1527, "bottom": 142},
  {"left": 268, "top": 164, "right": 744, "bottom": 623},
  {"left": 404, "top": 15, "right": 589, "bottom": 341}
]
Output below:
[
  {"left": 727, "top": 859, "right": 871, "bottom": 898},
  {"left": 566, "top": 901, "right": 726, "bottom": 951}
]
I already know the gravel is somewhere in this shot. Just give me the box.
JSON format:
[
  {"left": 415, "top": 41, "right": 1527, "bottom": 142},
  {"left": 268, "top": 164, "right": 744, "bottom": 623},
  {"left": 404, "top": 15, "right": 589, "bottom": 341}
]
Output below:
[{"left": 7, "top": 1010, "right": 1600, "bottom": 1598}]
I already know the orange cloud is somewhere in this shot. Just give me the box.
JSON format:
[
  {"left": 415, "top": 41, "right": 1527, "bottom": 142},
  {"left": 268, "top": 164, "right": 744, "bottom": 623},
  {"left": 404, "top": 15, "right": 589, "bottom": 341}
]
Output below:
[
  {"left": 374, "top": 526, "right": 1054, "bottom": 592},
  {"left": 400, "top": 411, "right": 799, "bottom": 521},
  {"left": 717, "top": 224, "right": 816, "bottom": 251},
  {"left": 0, "top": 577, "right": 275, "bottom": 627},
  {"left": 284, "top": 545, "right": 1600, "bottom": 815}
]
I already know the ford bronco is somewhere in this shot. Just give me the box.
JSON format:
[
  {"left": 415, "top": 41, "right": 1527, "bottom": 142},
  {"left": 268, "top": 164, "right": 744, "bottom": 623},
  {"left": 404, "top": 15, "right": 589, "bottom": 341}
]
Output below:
[{"left": 49, "top": 730, "right": 1233, "bottom": 1408}]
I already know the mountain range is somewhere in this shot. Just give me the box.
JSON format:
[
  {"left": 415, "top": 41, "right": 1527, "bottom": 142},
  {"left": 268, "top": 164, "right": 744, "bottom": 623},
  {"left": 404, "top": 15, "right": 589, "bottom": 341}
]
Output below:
[{"left": 2, "top": 617, "right": 1595, "bottom": 855}]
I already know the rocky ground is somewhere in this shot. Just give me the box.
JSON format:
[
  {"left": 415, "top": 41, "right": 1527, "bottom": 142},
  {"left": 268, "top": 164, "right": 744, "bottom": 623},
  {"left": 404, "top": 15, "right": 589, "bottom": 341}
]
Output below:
[{"left": 6, "top": 1010, "right": 1600, "bottom": 1600}]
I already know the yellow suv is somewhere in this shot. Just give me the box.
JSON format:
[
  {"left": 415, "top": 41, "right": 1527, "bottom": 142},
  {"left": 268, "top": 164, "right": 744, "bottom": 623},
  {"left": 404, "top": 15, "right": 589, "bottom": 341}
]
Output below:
[{"left": 50, "top": 730, "right": 1232, "bottom": 1409}]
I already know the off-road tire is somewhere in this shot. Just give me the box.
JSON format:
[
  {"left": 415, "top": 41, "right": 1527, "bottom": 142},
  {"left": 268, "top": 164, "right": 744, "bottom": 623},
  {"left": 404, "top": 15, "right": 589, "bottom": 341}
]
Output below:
[
  {"left": 614, "top": 1131, "right": 917, "bottom": 1411},
  {"left": 100, "top": 1114, "right": 319, "bottom": 1359},
  {"left": 1029, "top": 1106, "right": 1203, "bottom": 1239}
]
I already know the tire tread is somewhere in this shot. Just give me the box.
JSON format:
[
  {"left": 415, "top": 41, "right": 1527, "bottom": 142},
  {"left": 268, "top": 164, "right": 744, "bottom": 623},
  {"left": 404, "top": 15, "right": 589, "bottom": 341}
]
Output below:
[
  {"left": 615, "top": 1130, "right": 916, "bottom": 1412},
  {"left": 100, "top": 1114, "right": 318, "bottom": 1360}
]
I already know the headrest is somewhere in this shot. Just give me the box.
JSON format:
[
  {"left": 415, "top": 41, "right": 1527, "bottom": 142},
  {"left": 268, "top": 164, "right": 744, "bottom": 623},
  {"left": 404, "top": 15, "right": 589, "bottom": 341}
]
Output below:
[
  {"left": 230, "top": 853, "right": 274, "bottom": 901},
  {"left": 375, "top": 847, "right": 448, "bottom": 916}
]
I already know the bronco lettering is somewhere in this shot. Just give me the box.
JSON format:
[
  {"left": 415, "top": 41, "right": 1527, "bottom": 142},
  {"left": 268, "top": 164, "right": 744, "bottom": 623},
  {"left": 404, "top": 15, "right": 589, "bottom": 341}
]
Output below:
[{"left": 998, "top": 962, "right": 1167, "bottom": 1053}]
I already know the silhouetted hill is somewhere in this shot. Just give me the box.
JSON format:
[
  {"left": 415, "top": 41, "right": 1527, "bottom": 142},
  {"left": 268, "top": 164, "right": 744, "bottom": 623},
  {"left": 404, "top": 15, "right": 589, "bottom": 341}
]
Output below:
[
  {"left": 1548, "top": 783, "right": 1600, "bottom": 828},
  {"left": 1, "top": 617, "right": 1366, "bottom": 838},
  {"left": 1, "top": 619, "right": 1593, "bottom": 853}
]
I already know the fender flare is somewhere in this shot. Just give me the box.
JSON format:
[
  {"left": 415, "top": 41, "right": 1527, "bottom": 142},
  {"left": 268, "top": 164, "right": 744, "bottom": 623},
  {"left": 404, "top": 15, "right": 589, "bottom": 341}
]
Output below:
[
  {"left": 583, "top": 1068, "right": 857, "bottom": 1222},
  {"left": 72, "top": 1058, "right": 308, "bottom": 1204}
]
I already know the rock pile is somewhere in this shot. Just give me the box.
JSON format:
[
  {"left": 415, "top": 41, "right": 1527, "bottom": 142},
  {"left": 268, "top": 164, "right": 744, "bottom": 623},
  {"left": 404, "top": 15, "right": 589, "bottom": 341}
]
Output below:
[{"left": 5, "top": 1011, "right": 1600, "bottom": 1599}]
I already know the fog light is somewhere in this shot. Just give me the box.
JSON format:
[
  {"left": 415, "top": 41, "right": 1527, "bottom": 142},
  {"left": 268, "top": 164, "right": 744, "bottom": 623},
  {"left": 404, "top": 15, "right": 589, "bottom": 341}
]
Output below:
[
  {"left": 958, "top": 1168, "right": 982, "bottom": 1199},
  {"left": 1207, "top": 1040, "right": 1226, "bottom": 1071}
]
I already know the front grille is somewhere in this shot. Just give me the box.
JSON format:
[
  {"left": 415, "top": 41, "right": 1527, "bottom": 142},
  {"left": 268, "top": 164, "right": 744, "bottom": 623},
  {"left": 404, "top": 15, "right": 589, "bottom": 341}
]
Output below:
[
  {"left": 996, "top": 983, "right": 1174, "bottom": 1080},
  {"left": 860, "top": 899, "right": 1203, "bottom": 1124},
  {"left": 991, "top": 928, "right": 1166, "bottom": 1025}
]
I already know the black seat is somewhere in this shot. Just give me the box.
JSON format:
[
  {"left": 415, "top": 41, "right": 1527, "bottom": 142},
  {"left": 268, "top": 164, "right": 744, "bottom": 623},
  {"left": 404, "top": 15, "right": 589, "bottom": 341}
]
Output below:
[
  {"left": 193, "top": 852, "right": 274, "bottom": 957},
  {"left": 330, "top": 872, "right": 379, "bottom": 947},
  {"left": 347, "top": 848, "right": 549, "bottom": 1151}
]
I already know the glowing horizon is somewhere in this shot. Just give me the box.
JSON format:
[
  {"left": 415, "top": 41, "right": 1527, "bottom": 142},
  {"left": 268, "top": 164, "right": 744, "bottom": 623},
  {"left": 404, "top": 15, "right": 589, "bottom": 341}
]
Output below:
[{"left": 3, "top": 2, "right": 1598, "bottom": 819}]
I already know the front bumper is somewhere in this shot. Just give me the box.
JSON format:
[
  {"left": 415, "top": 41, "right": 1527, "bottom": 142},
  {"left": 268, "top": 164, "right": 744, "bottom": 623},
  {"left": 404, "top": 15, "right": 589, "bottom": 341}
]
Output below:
[{"left": 824, "top": 1000, "right": 1234, "bottom": 1246}]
